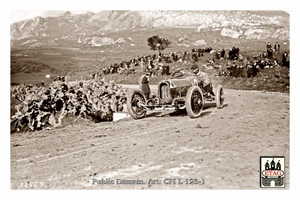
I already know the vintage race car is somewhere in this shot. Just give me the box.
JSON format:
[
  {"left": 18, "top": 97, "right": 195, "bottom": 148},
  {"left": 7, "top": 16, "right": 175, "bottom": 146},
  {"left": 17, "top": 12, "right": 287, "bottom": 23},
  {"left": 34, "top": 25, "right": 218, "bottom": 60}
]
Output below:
[{"left": 126, "top": 69, "right": 225, "bottom": 119}]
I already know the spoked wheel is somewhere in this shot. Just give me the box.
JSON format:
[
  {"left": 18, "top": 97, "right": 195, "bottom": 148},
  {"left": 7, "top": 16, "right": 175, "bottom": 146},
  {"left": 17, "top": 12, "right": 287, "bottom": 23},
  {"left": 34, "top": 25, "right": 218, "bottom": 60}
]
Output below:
[
  {"left": 216, "top": 85, "right": 225, "bottom": 109},
  {"left": 126, "top": 90, "right": 147, "bottom": 119},
  {"left": 186, "top": 86, "right": 204, "bottom": 118}
]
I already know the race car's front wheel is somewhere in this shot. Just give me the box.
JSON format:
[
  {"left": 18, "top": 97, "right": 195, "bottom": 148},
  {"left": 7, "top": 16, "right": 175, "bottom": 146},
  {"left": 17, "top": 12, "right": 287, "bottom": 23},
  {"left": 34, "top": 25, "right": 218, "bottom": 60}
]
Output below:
[
  {"left": 186, "top": 86, "right": 204, "bottom": 118},
  {"left": 216, "top": 85, "right": 225, "bottom": 109},
  {"left": 126, "top": 90, "right": 147, "bottom": 119}
]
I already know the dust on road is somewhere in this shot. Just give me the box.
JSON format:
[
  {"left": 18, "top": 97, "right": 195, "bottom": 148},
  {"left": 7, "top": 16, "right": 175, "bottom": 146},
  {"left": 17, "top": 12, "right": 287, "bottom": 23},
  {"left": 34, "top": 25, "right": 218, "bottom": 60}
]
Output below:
[{"left": 10, "top": 88, "right": 289, "bottom": 189}]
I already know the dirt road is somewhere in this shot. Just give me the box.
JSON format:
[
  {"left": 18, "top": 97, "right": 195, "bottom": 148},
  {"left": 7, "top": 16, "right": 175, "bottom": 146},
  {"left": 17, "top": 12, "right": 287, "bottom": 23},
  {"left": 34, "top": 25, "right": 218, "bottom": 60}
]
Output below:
[{"left": 10, "top": 86, "right": 290, "bottom": 190}]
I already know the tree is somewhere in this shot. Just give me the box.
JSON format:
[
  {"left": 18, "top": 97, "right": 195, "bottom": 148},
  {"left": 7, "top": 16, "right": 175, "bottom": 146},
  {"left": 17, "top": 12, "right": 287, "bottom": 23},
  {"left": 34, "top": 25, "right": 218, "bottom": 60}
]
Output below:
[{"left": 147, "top": 35, "right": 171, "bottom": 54}]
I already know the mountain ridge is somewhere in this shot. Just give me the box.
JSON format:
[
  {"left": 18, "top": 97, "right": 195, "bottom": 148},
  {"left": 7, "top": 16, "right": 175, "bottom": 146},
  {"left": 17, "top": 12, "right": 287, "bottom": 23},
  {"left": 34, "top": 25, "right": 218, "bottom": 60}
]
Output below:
[{"left": 10, "top": 10, "right": 290, "bottom": 48}]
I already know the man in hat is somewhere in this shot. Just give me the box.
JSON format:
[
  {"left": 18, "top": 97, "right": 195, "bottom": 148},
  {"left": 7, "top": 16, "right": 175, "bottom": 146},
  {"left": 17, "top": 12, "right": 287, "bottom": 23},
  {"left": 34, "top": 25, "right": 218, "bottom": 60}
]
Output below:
[
  {"left": 190, "top": 65, "right": 214, "bottom": 96},
  {"left": 281, "top": 52, "right": 289, "bottom": 67},
  {"left": 266, "top": 42, "right": 272, "bottom": 51},
  {"left": 274, "top": 42, "right": 280, "bottom": 54},
  {"left": 139, "top": 72, "right": 151, "bottom": 100}
]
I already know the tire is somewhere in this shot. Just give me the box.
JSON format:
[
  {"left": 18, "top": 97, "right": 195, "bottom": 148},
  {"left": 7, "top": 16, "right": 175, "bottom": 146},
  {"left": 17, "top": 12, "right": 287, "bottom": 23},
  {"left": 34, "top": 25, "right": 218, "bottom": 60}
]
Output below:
[
  {"left": 216, "top": 85, "right": 225, "bottom": 109},
  {"left": 126, "top": 89, "right": 147, "bottom": 119},
  {"left": 186, "top": 86, "right": 204, "bottom": 118}
]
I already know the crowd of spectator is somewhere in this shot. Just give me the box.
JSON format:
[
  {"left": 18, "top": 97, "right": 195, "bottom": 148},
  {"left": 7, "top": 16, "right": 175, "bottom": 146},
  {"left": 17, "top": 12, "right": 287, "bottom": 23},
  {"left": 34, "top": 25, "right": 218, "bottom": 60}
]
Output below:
[
  {"left": 213, "top": 42, "right": 289, "bottom": 78},
  {"left": 86, "top": 42, "right": 289, "bottom": 80},
  {"left": 214, "top": 47, "right": 240, "bottom": 60},
  {"left": 218, "top": 58, "right": 281, "bottom": 78},
  {"left": 93, "top": 47, "right": 214, "bottom": 79}
]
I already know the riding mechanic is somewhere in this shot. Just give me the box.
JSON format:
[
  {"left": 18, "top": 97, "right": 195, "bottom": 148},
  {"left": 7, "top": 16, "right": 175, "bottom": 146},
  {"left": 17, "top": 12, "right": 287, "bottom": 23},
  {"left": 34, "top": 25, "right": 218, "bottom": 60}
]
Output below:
[{"left": 180, "top": 65, "right": 215, "bottom": 96}]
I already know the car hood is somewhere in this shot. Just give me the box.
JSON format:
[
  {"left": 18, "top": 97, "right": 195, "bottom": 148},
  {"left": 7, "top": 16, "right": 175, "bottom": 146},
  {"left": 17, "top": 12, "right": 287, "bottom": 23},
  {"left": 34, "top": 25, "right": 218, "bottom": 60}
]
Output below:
[{"left": 167, "top": 76, "right": 199, "bottom": 88}]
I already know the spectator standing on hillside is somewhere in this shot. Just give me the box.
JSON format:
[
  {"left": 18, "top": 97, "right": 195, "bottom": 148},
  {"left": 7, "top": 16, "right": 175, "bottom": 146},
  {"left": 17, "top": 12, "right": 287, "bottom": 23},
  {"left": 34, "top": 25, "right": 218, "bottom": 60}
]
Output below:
[
  {"left": 231, "top": 61, "right": 238, "bottom": 77},
  {"left": 224, "top": 49, "right": 230, "bottom": 60},
  {"left": 216, "top": 49, "right": 221, "bottom": 59},
  {"left": 274, "top": 42, "right": 280, "bottom": 54},
  {"left": 267, "top": 48, "right": 273, "bottom": 59},
  {"left": 183, "top": 51, "right": 188, "bottom": 62},
  {"left": 139, "top": 72, "right": 151, "bottom": 100},
  {"left": 220, "top": 49, "right": 225, "bottom": 59},
  {"left": 266, "top": 42, "right": 272, "bottom": 51},
  {"left": 281, "top": 52, "right": 289, "bottom": 68}
]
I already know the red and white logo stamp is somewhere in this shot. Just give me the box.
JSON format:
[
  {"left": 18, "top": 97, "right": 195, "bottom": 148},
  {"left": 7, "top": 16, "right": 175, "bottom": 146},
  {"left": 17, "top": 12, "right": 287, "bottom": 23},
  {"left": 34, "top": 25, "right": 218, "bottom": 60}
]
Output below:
[{"left": 260, "top": 156, "right": 285, "bottom": 188}]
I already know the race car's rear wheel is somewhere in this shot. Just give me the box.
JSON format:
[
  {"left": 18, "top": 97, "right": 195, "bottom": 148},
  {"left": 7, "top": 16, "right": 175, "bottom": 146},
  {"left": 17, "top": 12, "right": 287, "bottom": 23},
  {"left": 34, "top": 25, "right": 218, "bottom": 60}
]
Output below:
[
  {"left": 186, "top": 86, "right": 204, "bottom": 118},
  {"left": 216, "top": 85, "right": 225, "bottom": 109},
  {"left": 126, "top": 90, "right": 147, "bottom": 119}
]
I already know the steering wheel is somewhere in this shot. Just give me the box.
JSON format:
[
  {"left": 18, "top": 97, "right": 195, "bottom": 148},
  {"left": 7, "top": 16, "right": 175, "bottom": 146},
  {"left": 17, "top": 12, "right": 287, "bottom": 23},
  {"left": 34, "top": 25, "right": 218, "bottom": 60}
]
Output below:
[{"left": 171, "top": 69, "right": 185, "bottom": 78}]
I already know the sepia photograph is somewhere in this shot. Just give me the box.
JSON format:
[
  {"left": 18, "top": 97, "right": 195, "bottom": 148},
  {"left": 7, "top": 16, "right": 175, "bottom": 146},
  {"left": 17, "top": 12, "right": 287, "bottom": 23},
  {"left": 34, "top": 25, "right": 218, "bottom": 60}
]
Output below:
[{"left": 5, "top": 0, "right": 298, "bottom": 198}]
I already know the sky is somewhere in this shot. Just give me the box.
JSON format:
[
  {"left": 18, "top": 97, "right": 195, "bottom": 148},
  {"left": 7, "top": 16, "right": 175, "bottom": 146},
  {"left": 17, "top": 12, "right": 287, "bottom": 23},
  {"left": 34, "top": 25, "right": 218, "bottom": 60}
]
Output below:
[
  {"left": 10, "top": 10, "right": 101, "bottom": 23},
  {"left": 11, "top": 9, "right": 291, "bottom": 24},
  {"left": 9, "top": 0, "right": 292, "bottom": 23}
]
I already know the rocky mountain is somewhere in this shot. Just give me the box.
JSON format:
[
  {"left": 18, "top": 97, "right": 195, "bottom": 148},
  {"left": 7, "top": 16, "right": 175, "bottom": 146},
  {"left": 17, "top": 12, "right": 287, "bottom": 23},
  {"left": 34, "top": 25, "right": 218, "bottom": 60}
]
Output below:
[{"left": 10, "top": 10, "right": 289, "bottom": 48}]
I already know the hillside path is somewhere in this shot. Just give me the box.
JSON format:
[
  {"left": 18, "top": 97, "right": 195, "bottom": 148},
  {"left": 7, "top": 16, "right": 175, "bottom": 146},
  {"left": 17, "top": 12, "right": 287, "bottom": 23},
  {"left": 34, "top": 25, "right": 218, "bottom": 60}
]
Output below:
[{"left": 10, "top": 87, "right": 290, "bottom": 189}]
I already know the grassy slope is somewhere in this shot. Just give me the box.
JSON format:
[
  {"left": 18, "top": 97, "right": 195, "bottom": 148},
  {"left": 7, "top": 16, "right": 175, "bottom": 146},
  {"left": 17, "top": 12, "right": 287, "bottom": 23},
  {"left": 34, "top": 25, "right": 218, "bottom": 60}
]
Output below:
[
  {"left": 11, "top": 28, "right": 290, "bottom": 93},
  {"left": 10, "top": 29, "right": 290, "bottom": 134},
  {"left": 102, "top": 62, "right": 290, "bottom": 94}
]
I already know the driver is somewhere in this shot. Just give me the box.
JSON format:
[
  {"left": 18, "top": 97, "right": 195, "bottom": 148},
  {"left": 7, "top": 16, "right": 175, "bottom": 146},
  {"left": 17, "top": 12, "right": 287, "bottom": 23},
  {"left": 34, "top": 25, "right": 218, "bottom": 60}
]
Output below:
[{"left": 190, "top": 65, "right": 215, "bottom": 96}]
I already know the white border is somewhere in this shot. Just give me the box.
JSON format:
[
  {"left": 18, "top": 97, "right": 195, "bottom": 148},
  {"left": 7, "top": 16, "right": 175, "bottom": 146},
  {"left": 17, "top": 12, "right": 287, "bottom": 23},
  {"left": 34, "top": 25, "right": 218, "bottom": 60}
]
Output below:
[{"left": 3, "top": 0, "right": 298, "bottom": 199}]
